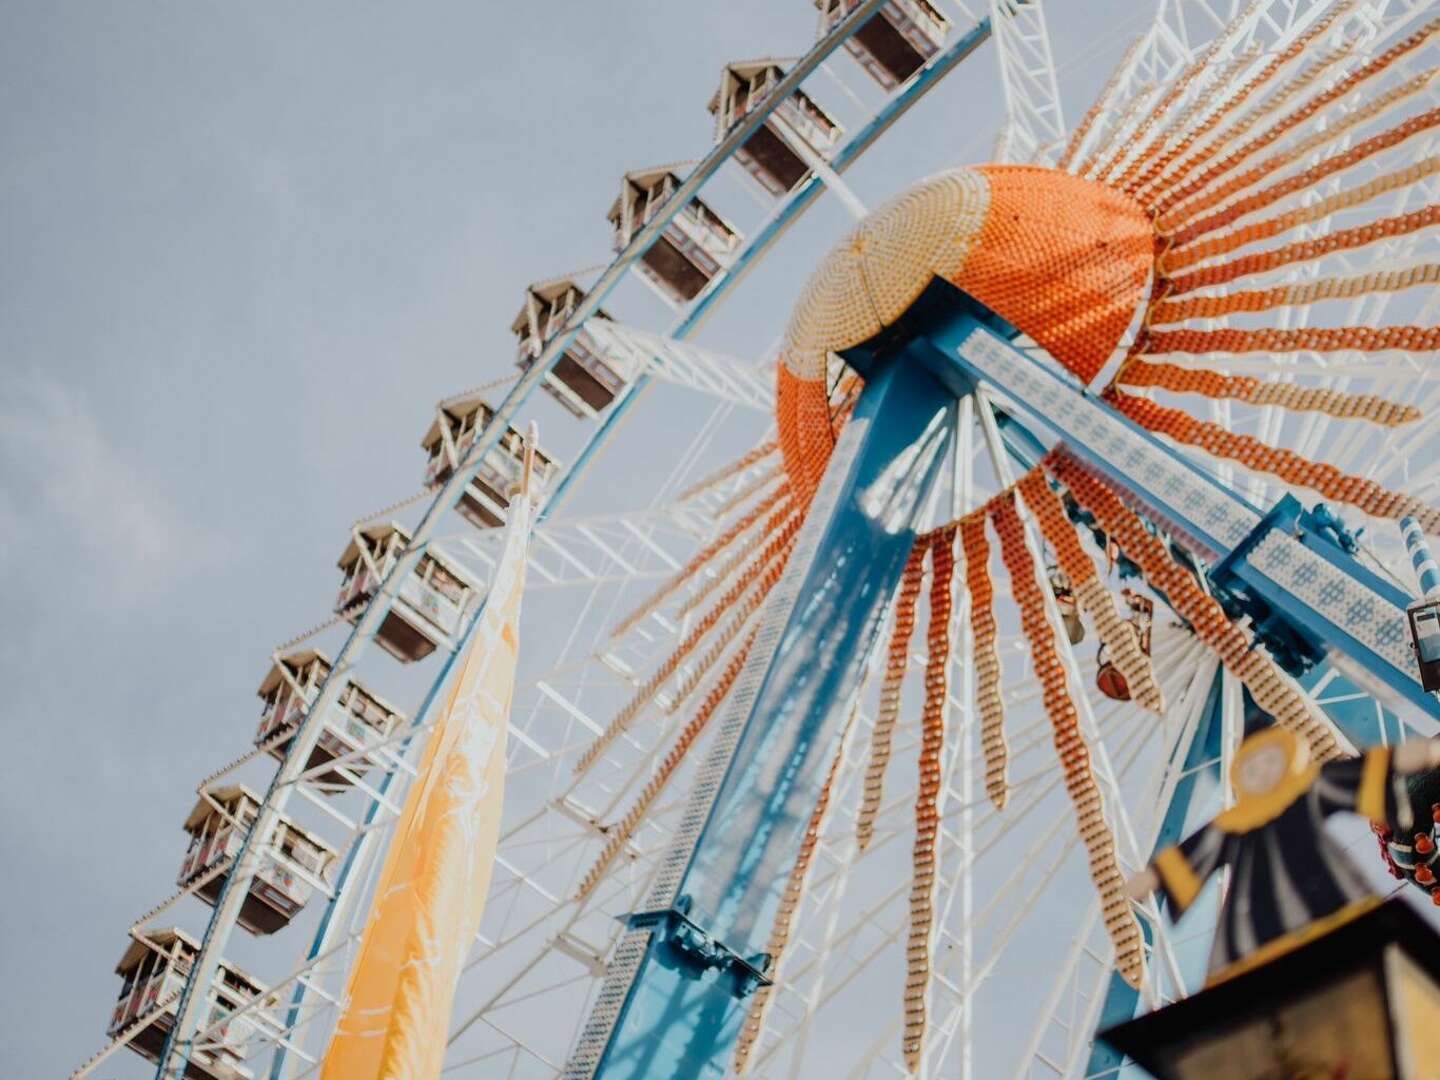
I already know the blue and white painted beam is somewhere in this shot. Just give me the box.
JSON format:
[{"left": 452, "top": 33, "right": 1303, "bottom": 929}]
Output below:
[
  {"left": 1402, "top": 516, "right": 1440, "bottom": 598},
  {"left": 893, "top": 279, "right": 1439, "bottom": 729}
]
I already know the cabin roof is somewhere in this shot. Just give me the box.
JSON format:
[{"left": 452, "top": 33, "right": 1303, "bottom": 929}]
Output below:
[
  {"left": 336, "top": 523, "right": 482, "bottom": 592},
  {"left": 707, "top": 58, "right": 789, "bottom": 113},
  {"left": 256, "top": 648, "right": 333, "bottom": 698},
  {"left": 257, "top": 657, "right": 402, "bottom": 722},
  {"left": 706, "top": 58, "right": 837, "bottom": 129},
  {"left": 605, "top": 171, "right": 740, "bottom": 246},
  {"left": 509, "top": 278, "right": 585, "bottom": 334},
  {"left": 510, "top": 304, "right": 613, "bottom": 338},
  {"left": 605, "top": 164, "right": 689, "bottom": 223},
  {"left": 183, "top": 785, "right": 339, "bottom": 857},
  {"left": 182, "top": 783, "right": 263, "bottom": 832},
  {"left": 722, "top": 58, "right": 789, "bottom": 81},
  {"left": 419, "top": 391, "right": 495, "bottom": 450},
  {"left": 116, "top": 928, "right": 267, "bottom": 992},
  {"left": 420, "top": 396, "right": 558, "bottom": 478},
  {"left": 115, "top": 926, "right": 201, "bottom": 974},
  {"left": 337, "top": 521, "right": 413, "bottom": 570},
  {"left": 509, "top": 293, "right": 613, "bottom": 338},
  {"left": 811, "top": 0, "right": 947, "bottom": 17}
]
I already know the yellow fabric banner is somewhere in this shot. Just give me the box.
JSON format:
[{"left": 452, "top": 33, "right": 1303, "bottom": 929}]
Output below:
[{"left": 322, "top": 496, "right": 532, "bottom": 1080}]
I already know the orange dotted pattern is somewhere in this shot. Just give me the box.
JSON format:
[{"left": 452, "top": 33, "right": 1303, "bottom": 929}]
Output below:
[
  {"left": 857, "top": 542, "right": 925, "bottom": 854},
  {"left": 676, "top": 439, "right": 778, "bottom": 502},
  {"left": 706, "top": 464, "right": 784, "bottom": 523},
  {"left": 1077, "top": 80, "right": 1160, "bottom": 181},
  {"left": 1134, "top": 37, "right": 1356, "bottom": 206},
  {"left": 1057, "top": 36, "right": 1144, "bottom": 172},
  {"left": 1165, "top": 157, "right": 1440, "bottom": 272},
  {"left": 1048, "top": 451, "right": 1343, "bottom": 761},
  {"left": 1150, "top": 263, "right": 1440, "bottom": 325},
  {"left": 576, "top": 623, "right": 762, "bottom": 903},
  {"left": 677, "top": 502, "right": 801, "bottom": 621},
  {"left": 960, "top": 514, "right": 1008, "bottom": 811},
  {"left": 1116, "top": 358, "right": 1419, "bottom": 426},
  {"left": 1116, "top": 359, "right": 1259, "bottom": 403},
  {"left": 666, "top": 522, "right": 801, "bottom": 712},
  {"left": 1167, "top": 103, "right": 1440, "bottom": 247},
  {"left": 947, "top": 166, "right": 1152, "bottom": 385},
  {"left": 1016, "top": 469, "right": 1164, "bottom": 713},
  {"left": 1165, "top": 204, "right": 1440, "bottom": 296},
  {"left": 1151, "top": 19, "right": 1440, "bottom": 219},
  {"left": 777, "top": 365, "right": 840, "bottom": 506},
  {"left": 1114, "top": 47, "right": 1258, "bottom": 189},
  {"left": 775, "top": 169, "right": 1153, "bottom": 502},
  {"left": 611, "top": 483, "right": 791, "bottom": 639},
  {"left": 1106, "top": 388, "right": 1440, "bottom": 533},
  {"left": 905, "top": 527, "right": 956, "bottom": 1071},
  {"left": 1013, "top": 466, "right": 1098, "bottom": 585},
  {"left": 990, "top": 494, "right": 1146, "bottom": 990},
  {"left": 1121, "top": 4, "right": 1353, "bottom": 199},
  {"left": 1103, "top": 28, "right": 1227, "bottom": 188},
  {"left": 577, "top": 523, "right": 799, "bottom": 776}
]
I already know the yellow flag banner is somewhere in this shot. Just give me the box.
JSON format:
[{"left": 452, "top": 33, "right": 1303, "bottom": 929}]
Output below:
[{"left": 322, "top": 494, "right": 532, "bottom": 1080}]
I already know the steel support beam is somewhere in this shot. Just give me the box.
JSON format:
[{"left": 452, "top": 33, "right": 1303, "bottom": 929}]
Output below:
[
  {"left": 565, "top": 351, "right": 955, "bottom": 1078},
  {"left": 899, "top": 279, "right": 1438, "bottom": 731}
]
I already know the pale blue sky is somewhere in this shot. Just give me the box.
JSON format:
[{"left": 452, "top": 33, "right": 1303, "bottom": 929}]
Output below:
[{"left": 0, "top": 3, "right": 1159, "bottom": 1075}]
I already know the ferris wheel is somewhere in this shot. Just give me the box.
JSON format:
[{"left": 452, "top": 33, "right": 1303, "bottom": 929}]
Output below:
[{"left": 74, "top": 0, "right": 1440, "bottom": 1077}]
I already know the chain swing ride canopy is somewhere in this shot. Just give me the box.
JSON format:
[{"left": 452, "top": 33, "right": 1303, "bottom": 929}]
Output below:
[{"left": 75, "top": 1, "right": 1440, "bottom": 1078}]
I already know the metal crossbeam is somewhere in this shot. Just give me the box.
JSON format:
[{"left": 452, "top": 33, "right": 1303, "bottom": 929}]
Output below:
[
  {"left": 897, "top": 283, "right": 1437, "bottom": 728},
  {"left": 440, "top": 500, "right": 721, "bottom": 592},
  {"left": 990, "top": 0, "right": 1067, "bottom": 164},
  {"left": 582, "top": 321, "right": 774, "bottom": 412}
]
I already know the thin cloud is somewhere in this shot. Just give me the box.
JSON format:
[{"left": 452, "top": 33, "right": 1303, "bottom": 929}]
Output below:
[{"left": 0, "top": 368, "right": 228, "bottom": 593}]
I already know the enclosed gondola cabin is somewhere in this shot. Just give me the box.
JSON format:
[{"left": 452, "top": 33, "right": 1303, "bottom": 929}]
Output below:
[
  {"left": 512, "top": 278, "right": 629, "bottom": 417},
  {"left": 607, "top": 166, "right": 742, "bottom": 304},
  {"left": 178, "top": 786, "right": 338, "bottom": 935},
  {"left": 420, "top": 393, "right": 559, "bottom": 529},
  {"left": 1097, "top": 590, "right": 1155, "bottom": 701},
  {"left": 708, "top": 61, "right": 842, "bottom": 197},
  {"left": 335, "top": 522, "right": 483, "bottom": 662},
  {"left": 815, "top": 0, "right": 949, "bottom": 89},
  {"left": 108, "top": 928, "right": 267, "bottom": 1079},
  {"left": 255, "top": 649, "right": 404, "bottom": 788}
]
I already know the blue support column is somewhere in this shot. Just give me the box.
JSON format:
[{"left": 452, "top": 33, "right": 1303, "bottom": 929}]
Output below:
[{"left": 570, "top": 349, "right": 954, "bottom": 1079}]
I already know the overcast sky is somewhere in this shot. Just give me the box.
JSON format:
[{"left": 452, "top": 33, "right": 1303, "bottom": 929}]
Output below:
[{"left": 0, "top": 3, "right": 1167, "bottom": 1075}]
